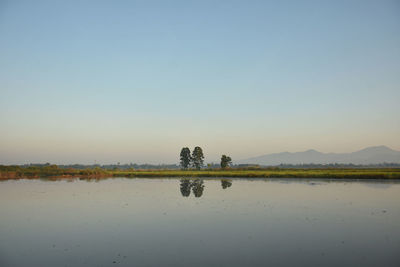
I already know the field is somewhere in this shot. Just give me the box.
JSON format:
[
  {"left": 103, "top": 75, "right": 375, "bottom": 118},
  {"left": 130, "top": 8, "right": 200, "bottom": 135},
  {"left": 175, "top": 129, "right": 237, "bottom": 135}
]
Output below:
[{"left": 1, "top": 165, "right": 400, "bottom": 180}]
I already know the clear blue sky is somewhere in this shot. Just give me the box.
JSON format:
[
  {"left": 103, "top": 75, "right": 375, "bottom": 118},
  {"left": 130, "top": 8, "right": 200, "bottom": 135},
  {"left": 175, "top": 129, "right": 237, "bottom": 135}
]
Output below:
[{"left": 1, "top": 0, "right": 399, "bottom": 164}]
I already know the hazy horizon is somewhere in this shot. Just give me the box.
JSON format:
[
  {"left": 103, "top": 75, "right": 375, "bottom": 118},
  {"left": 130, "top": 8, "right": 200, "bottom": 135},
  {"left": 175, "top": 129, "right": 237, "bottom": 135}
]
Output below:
[
  {"left": 1, "top": 1, "right": 399, "bottom": 165},
  {"left": 1, "top": 145, "right": 399, "bottom": 166}
]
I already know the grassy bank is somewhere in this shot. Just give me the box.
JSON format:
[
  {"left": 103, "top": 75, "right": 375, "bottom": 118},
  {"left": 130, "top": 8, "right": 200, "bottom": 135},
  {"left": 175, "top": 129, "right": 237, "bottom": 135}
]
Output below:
[
  {"left": 112, "top": 169, "right": 400, "bottom": 179},
  {"left": 0, "top": 165, "right": 109, "bottom": 179},
  {"left": 1, "top": 165, "right": 400, "bottom": 180}
]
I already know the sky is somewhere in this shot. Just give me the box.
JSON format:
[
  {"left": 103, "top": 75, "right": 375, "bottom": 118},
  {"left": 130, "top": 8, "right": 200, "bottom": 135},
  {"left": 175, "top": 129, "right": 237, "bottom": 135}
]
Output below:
[{"left": 1, "top": 0, "right": 399, "bottom": 164}]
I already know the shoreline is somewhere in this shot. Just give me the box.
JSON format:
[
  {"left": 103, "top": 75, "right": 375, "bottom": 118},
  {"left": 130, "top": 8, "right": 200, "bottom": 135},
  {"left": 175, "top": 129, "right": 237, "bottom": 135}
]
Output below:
[{"left": 1, "top": 168, "right": 400, "bottom": 180}]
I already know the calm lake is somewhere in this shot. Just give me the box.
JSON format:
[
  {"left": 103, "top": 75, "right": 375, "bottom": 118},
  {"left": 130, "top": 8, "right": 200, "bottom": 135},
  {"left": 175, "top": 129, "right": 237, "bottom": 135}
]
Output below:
[{"left": 0, "top": 178, "right": 399, "bottom": 267}]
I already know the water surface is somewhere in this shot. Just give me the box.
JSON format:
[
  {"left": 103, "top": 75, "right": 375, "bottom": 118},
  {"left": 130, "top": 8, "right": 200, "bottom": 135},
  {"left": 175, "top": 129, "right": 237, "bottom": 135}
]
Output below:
[{"left": 0, "top": 178, "right": 399, "bottom": 267}]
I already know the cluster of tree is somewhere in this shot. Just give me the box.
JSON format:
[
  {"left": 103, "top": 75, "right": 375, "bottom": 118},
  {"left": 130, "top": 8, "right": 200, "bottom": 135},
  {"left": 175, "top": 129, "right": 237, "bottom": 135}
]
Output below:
[
  {"left": 179, "top": 147, "right": 233, "bottom": 170},
  {"left": 180, "top": 146, "right": 204, "bottom": 170}
]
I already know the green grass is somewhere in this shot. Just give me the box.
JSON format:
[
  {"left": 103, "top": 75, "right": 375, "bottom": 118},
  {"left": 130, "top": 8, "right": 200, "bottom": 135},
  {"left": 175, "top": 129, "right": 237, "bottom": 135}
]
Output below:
[
  {"left": 110, "top": 169, "right": 400, "bottom": 179},
  {"left": 0, "top": 165, "right": 109, "bottom": 179},
  {"left": 1, "top": 165, "right": 400, "bottom": 179}
]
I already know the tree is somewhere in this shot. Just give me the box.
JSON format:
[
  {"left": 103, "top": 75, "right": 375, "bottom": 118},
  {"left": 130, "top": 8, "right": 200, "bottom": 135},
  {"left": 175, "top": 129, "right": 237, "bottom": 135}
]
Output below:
[
  {"left": 180, "top": 147, "right": 191, "bottom": 170},
  {"left": 191, "top": 146, "right": 204, "bottom": 170},
  {"left": 220, "top": 155, "right": 232, "bottom": 169}
]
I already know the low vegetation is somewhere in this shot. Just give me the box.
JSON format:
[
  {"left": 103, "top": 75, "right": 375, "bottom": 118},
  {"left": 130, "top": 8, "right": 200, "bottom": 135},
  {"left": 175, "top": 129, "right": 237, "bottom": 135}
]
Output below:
[
  {"left": 0, "top": 164, "right": 109, "bottom": 179},
  {"left": 111, "top": 168, "right": 400, "bottom": 179},
  {"left": 1, "top": 165, "right": 400, "bottom": 180}
]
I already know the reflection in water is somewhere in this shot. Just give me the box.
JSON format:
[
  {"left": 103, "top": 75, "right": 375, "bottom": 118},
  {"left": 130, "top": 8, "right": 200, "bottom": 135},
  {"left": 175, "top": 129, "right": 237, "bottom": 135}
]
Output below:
[
  {"left": 179, "top": 179, "right": 233, "bottom": 197},
  {"left": 1, "top": 178, "right": 399, "bottom": 267},
  {"left": 180, "top": 179, "right": 192, "bottom": 197},
  {"left": 221, "top": 179, "right": 232, "bottom": 189},
  {"left": 192, "top": 179, "right": 204, "bottom": 198},
  {"left": 179, "top": 179, "right": 205, "bottom": 198}
]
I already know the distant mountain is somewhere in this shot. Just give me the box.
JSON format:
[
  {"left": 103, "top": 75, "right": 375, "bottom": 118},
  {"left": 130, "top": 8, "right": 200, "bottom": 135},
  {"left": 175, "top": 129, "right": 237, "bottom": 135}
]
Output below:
[{"left": 238, "top": 146, "right": 400, "bottom": 165}]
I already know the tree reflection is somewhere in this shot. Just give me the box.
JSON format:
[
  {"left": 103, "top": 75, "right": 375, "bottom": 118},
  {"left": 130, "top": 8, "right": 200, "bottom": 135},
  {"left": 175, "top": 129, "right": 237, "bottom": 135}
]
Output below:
[
  {"left": 179, "top": 179, "right": 233, "bottom": 198},
  {"left": 191, "top": 179, "right": 204, "bottom": 198},
  {"left": 221, "top": 179, "right": 232, "bottom": 189},
  {"left": 180, "top": 179, "right": 192, "bottom": 197},
  {"left": 179, "top": 179, "right": 205, "bottom": 198}
]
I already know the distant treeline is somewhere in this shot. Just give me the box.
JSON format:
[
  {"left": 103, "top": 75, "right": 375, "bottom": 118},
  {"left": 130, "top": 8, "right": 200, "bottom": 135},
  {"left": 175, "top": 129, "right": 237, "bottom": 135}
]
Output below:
[
  {"left": 262, "top": 163, "right": 400, "bottom": 169},
  {"left": 18, "top": 163, "right": 181, "bottom": 170},
  {"left": 3, "top": 162, "right": 400, "bottom": 171}
]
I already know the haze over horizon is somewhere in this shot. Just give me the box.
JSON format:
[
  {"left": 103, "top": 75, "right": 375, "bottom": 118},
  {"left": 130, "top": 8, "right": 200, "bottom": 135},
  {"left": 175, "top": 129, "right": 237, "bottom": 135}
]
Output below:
[{"left": 1, "top": 1, "right": 399, "bottom": 164}]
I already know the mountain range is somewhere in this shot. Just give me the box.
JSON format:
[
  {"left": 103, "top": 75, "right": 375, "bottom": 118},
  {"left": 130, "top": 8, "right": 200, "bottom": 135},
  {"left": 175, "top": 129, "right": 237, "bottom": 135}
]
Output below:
[{"left": 238, "top": 146, "right": 400, "bottom": 165}]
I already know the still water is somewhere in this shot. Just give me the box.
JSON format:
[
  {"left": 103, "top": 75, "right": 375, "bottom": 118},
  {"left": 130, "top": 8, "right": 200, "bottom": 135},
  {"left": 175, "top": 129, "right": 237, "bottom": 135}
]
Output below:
[{"left": 0, "top": 178, "right": 399, "bottom": 267}]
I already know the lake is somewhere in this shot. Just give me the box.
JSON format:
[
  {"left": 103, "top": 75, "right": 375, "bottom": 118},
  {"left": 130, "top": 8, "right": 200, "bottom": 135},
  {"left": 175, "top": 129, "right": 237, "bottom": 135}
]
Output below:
[{"left": 0, "top": 178, "right": 399, "bottom": 267}]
